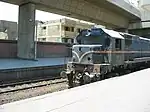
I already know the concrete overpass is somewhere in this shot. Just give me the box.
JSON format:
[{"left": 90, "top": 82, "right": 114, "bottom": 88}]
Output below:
[{"left": 0, "top": 0, "right": 141, "bottom": 60}]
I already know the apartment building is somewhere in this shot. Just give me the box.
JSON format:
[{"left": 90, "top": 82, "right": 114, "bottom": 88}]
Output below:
[{"left": 37, "top": 18, "right": 94, "bottom": 43}]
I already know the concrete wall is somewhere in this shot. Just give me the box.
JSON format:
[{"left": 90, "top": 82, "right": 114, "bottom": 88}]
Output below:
[
  {"left": 0, "top": 40, "right": 72, "bottom": 58},
  {"left": 0, "top": 65, "right": 65, "bottom": 84},
  {"left": 37, "top": 42, "right": 72, "bottom": 58},
  {"left": 0, "top": 40, "right": 17, "bottom": 58}
]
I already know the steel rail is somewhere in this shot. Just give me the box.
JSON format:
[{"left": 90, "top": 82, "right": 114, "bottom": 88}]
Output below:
[
  {"left": 0, "top": 79, "right": 67, "bottom": 94},
  {"left": 0, "top": 76, "right": 63, "bottom": 88}
]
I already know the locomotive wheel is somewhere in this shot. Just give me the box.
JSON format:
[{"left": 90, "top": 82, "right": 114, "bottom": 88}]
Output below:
[
  {"left": 73, "top": 73, "right": 82, "bottom": 86},
  {"left": 68, "top": 72, "right": 83, "bottom": 88}
]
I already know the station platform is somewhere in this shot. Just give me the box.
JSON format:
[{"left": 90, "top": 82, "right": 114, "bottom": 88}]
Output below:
[
  {"left": 0, "top": 58, "right": 70, "bottom": 84},
  {"left": 0, "top": 58, "right": 70, "bottom": 70},
  {"left": 1, "top": 68, "right": 150, "bottom": 112}
]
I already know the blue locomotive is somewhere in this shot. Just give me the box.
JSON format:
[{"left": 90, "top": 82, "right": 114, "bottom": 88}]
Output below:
[{"left": 61, "top": 28, "right": 150, "bottom": 87}]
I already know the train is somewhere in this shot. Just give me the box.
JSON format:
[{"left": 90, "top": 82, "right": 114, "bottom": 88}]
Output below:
[{"left": 60, "top": 28, "right": 150, "bottom": 87}]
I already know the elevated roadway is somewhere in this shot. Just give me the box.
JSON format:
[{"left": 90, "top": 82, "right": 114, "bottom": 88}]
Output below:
[
  {"left": 1, "top": 0, "right": 141, "bottom": 28},
  {"left": 1, "top": 68, "right": 150, "bottom": 112},
  {"left": 0, "top": 0, "right": 141, "bottom": 60}
]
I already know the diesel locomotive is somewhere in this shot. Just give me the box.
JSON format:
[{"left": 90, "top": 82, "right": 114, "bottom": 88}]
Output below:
[{"left": 60, "top": 28, "right": 150, "bottom": 87}]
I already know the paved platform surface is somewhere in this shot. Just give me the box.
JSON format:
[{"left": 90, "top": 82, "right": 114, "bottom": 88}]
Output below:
[
  {"left": 1, "top": 68, "right": 150, "bottom": 112},
  {"left": 0, "top": 58, "right": 70, "bottom": 70}
]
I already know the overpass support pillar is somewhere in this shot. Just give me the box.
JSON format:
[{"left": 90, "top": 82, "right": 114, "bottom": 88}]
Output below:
[{"left": 17, "top": 3, "right": 36, "bottom": 60}]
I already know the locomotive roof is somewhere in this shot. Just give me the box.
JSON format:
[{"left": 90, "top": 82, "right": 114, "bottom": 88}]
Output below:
[
  {"left": 120, "top": 32, "right": 150, "bottom": 41},
  {"left": 139, "top": 37, "right": 150, "bottom": 41},
  {"left": 119, "top": 32, "right": 138, "bottom": 39},
  {"left": 77, "top": 28, "right": 124, "bottom": 39},
  {"left": 101, "top": 28, "right": 124, "bottom": 39},
  {"left": 119, "top": 32, "right": 137, "bottom": 37}
]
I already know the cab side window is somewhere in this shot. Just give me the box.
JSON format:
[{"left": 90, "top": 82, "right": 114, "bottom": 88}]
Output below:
[
  {"left": 105, "top": 37, "right": 110, "bottom": 47},
  {"left": 115, "top": 39, "right": 121, "bottom": 50}
]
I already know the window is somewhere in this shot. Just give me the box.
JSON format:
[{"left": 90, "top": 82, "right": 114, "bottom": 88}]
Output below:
[
  {"left": 125, "top": 38, "right": 132, "bottom": 48},
  {"left": 42, "top": 38, "right": 46, "bottom": 41},
  {"left": 105, "top": 37, "right": 110, "bottom": 47},
  {"left": 42, "top": 26, "right": 46, "bottom": 30},
  {"left": 115, "top": 39, "right": 121, "bottom": 50},
  {"left": 56, "top": 37, "right": 61, "bottom": 42},
  {"left": 62, "top": 38, "right": 73, "bottom": 43},
  {"left": 77, "top": 28, "right": 81, "bottom": 33},
  {"left": 62, "top": 38, "right": 68, "bottom": 43},
  {"left": 65, "top": 26, "right": 70, "bottom": 31},
  {"left": 71, "top": 27, "right": 74, "bottom": 32}
]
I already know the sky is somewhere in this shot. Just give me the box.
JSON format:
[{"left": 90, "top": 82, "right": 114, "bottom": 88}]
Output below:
[
  {"left": 0, "top": 0, "right": 139, "bottom": 22},
  {"left": 0, "top": 2, "right": 65, "bottom": 22}
]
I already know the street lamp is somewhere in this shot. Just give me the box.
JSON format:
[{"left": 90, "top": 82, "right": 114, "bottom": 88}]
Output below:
[{"left": 140, "top": 0, "right": 150, "bottom": 11}]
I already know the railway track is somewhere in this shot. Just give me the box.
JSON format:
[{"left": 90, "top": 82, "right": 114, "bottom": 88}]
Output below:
[
  {"left": 0, "top": 77, "right": 68, "bottom": 105},
  {"left": 0, "top": 78, "right": 67, "bottom": 94},
  {"left": 0, "top": 76, "right": 63, "bottom": 88}
]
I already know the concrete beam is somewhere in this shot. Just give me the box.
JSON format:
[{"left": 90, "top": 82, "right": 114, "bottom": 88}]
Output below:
[
  {"left": 0, "top": 0, "right": 130, "bottom": 28},
  {"left": 17, "top": 3, "right": 36, "bottom": 60},
  {"left": 0, "top": 0, "right": 141, "bottom": 20},
  {"left": 31, "top": 0, "right": 129, "bottom": 28}
]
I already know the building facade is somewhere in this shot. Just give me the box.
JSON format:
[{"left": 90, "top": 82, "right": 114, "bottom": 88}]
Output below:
[
  {"left": 37, "top": 18, "right": 94, "bottom": 43},
  {"left": 0, "top": 20, "right": 17, "bottom": 40},
  {"left": 128, "top": 0, "right": 150, "bottom": 38},
  {"left": 139, "top": 5, "right": 150, "bottom": 28}
]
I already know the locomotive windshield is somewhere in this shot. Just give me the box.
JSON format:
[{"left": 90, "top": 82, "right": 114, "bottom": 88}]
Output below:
[
  {"left": 80, "top": 36, "right": 103, "bottom": 44},
  {"left": 75, "top": 29, "right": 105, "bottom": 45}
]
